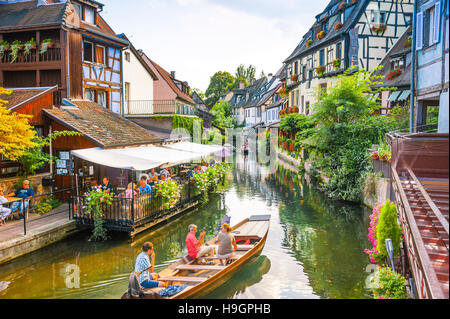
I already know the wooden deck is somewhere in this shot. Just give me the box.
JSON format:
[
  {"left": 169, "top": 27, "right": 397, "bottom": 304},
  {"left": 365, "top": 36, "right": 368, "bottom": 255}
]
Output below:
[{"left": 390, "top": 133, "right": 449, "bottom": 299}]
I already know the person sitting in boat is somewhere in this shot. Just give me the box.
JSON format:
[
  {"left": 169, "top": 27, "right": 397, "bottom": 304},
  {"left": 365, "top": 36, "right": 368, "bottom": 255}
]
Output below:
[
  {"left": 185, "top": 224, "right": 214, "bottom": 262},
  {"left": 137, "top": 176, "right": 152, "bottom": 196},
  {"left": 134, "top": 242, "right": 164, "bottom": 289},
  {"left": 216, "top": 223, "right": 237, "bottom": 266}
]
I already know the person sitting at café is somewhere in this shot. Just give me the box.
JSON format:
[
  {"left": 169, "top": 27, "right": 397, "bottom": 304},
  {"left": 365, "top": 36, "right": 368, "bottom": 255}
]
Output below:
[
  {"left": 209, "top": 159, "right": 216, "bottom": 167},
  {"left": 7, "top": 180, "right": 34, "bottom": 219},
  {"left": 159, "top": 168, "right": 170, "bottom": 179},
  {"left": 201, "top": 162, "right": 208, "bottom": 171},
  {"left": 137, "top": 176, "right": 152, "bottom": 196},
  {"left": 185, "top": 224, "right": 214, "bottom": 262},
  {"left": 186, "top": 168, "right": 195, "bottom": 179},
  {"left": 134, "top": 242, "right": 164, "bottom": 289},
  {"left": 148, "top": 168, "right": 159, "bottom": 180},
  {"left": 124, "top": 183, "right": 137, "bottom": 199},
  {"left": 100, "top": 177, "right": 114, "bottom": 194},
  {"left": 160, "top": 173, "right": 166, "bottom": 182},
  {"left": 0, "top": 187, "right": 12, "bottom": 226},
  {"left": 216, "top": 223, "right": 238, "bottom": 266},
  {"left": 195, "top": 165, "right": 203, "bottom": 174}
]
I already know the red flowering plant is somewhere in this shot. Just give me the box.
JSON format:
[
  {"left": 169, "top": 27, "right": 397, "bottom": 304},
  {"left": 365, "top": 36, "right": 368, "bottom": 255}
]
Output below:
[
  {"left": 290, "top": 74, "right": 298, "bottom": 82},
  {"left": 371, "top": 23, "right": 387, "bottom": 34},
  {"left": 316, "top": 30, "right": 326, "bottom": 40},
  {"left": 306, "top": 39, "right": 313, "bottom": 47},
  {"left": 333, "top": 21, "right": 343, "bottom": 31},
  {"left": 338, "top": 1, "right": 347, "bottom": 10},
  {"left": 279, "top": 87, "right": 288, "bottom": 97},
  {"left": 350, "top": 0, "right": 357, "bottom": 4},
  {"left": 315, "top": 65, "right": 325, "bottom": 77},
  {"left": 363, "top": 202, "right": 383, "bottom": 264},
  {"left": 292, "top": 106, "right": 299, "bottom": 113},
  {"left": 386, "top": 68, "right": 402, "bottom": 81}
]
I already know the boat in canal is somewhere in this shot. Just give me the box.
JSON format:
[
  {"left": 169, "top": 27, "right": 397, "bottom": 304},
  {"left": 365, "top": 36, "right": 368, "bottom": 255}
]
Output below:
[{"left": 121, "top": 214, "right": 271, "bottom": 299}]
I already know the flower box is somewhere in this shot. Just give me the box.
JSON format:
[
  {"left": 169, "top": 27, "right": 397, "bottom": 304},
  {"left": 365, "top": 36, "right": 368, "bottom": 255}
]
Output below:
[
  {"left": 371, "top": 23, "right": 387, "bottom": 34},
  {"left": 306, "top": 39, "right": 313, "bottom": 47},
  {"left": 315, "top": 65, "right": 325, "bottom": 77},
  {"left": 333, "top": 21, "right": 343, "bottom": 31},
  {"left": 290, "top": 74, "right": 298, "bottom": 82},
  {"left": 386, "top": 68, "right": 402, "bottom": 81},
  {"left": 338, "top": 1, "right": 347, "bottom": 10},
  {"left": 332, "top": 58, "right": 341, "bottom": 70},
  {"left": 316, "top": 30, "right": 326, "bottom": 40}
]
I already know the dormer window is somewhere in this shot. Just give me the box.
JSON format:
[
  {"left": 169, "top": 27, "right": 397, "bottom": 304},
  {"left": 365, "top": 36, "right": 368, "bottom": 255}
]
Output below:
[
  {"left": 390, "top": 56, "right": 405, "bottom": 70},
  {"left": 84, "top": 6, "right": 96, "bottom": 24}
]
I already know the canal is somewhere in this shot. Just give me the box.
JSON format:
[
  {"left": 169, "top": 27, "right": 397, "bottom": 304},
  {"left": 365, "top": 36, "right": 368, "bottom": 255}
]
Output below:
[{"left": 0, "top": 152, "right": 372, "bottom": 299}]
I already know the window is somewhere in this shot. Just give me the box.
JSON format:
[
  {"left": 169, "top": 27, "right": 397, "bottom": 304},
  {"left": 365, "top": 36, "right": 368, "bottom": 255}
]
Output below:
[
  {"left": 294, "top": 61, "right": 298, "bottom": 74},
  {"left": 83, "top": 41, "right": 93, "bottom": 62},
  {"left": 84, "top": 6, "right": 95, "bottom": 24},
  {"left": 319, "top": 49, "right": 325, "bottom": 66},
  {"left": 85, "top": 89, "right": 95, "bottom": 102},
  {"left": 327, "top": 48, "right": 334, "bottom": 66},
  {"left": 302, "top": 65, "right": 306, "bottom": 81},
  {"left": 95, "top": 45, "right": 105, "bottom": 65},
  {"left": 370, "top": 10, "right": 386, "bottom": 24},
  {"left": 417, "top": 1, "right": 441, "bottom": 49},
  {"left": 125, "top": 51, "right": 131, "bottom": 62},
  {"left": 98, "top": 91, "right": 107, "bottom": 107},
  {"left": 73, "top": 3, "right": 82, "bottom": 18},
  {"left": 336, "top": 42, "right": 342, "bottom": 59}
]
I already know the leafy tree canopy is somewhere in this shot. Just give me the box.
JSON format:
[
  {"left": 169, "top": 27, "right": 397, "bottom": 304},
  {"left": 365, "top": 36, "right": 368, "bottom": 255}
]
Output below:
[
  {"left": 210, "top": 100, "right": 236, "bottom": 129},
  {"left": 235, "top": 64, "right": 256, "bottom": 84},
  {"left": 205, "top": 71, "right": 234, "bottom": 108}
]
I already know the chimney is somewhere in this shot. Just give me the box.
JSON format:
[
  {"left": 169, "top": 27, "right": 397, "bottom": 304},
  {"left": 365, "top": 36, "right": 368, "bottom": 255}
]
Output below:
[
  {"left": 239, "top": 81, "right": 245, "bottom": 89},
  {"left": 170, "top": 71, "right": 176, "bottom": 78}
]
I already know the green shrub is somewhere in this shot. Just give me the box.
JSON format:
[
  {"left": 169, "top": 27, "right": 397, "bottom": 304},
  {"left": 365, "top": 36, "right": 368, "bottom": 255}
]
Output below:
[
  {"left": 371, "top": 266, "right": 408, "bottom": 299},
  {"left": 376, "top": 200, "right": 402, "bottom": 258}
]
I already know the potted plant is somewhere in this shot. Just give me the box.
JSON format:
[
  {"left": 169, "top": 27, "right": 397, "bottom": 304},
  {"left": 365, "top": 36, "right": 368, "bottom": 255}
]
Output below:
[
  {"left": 371, "top": 151, "right": 379, "bottom": 159},
  {"left": 0, "top": 40, "right": 9, "bottom": 58},
  {"left": 290, "top": 74, "right": 298, "bottom": 82},
  {"left": 338, "top": 1, "right": 347, "bottom": 10},
  {"left": 315, "top": 65, "right": 325, "bottom": 77},
  {"left": 386, "top": 68, "right": 402, "bottom": 81},
  {"left": 306, "top": 39, "right": 313, "bottom": 47},
  {"left": 24, "top": 37, "right": 36, "bottom": 55},
  {"left": 40, "top": 38, "right": 54, "bottom": 55},
  {"left": 332, "top": 58, "right": 341, "bottom": 70},
  {"left": 333, "top": 21, "right": 343, "bottom": 31},
  {"left": 371, "top": 23, "right": 387, "bottom": 35},
  {"left": 404, "top": 38, "right": 412, "bottom": 48},
  {"left": 317, "top": 30, "right": 326, "bottom": 40},
  {"left": 9, "top": 40, "right": 22, "bottom": 63},
  {"left": 279, "top": 87, "right": 288, "bottom": 97}
]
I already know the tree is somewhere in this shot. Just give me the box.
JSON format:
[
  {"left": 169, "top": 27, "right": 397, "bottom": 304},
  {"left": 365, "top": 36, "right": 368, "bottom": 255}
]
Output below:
[
  {"left": 227, "top": 76, "right": 248, "bottom": 91},
  {"left": 18, "top": 130, "right": 82, "bottom": 177},
  {"left": 235, "top": 64, "right": 256, "bottom": 84},
  {"left": 190, "top": 87, "right": 205, "bottom": 101},
  {"left": 0, "top": 87, "right": 37, "bottom": 161},
  {"left": 205, "top": 71, "right": 235, "bottom": 109},
  {"left": 210, "top": 100, "right": 236, "bottom": 129}
]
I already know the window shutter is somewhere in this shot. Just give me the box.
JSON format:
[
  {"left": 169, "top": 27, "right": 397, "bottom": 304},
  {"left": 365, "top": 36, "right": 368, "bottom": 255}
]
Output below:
[
  {"left": 416, "top": 11, "right": 424, "bottom": 50},
  {"left": 433, "top": 1, "right": 441, "bottom": 44}
]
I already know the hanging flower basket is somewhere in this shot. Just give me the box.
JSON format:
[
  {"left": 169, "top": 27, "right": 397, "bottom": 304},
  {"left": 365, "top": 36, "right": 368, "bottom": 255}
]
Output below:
[
  {"left": 371, "top": 151, "right": 379, "bottom": 159},
  {"left": 316, "top": 30, "right": 326, "bottom": 40},
  {"left": 333, "top": 21, "right": 343, "bottom": 31},
  {"left": 332, "top": 58, "right": 341, "bottom": 70},
  {"left": 315, "top": 65, "right": 325, "bottom": 77},
  {"left": 279, "top": 87, "right": 288, "bottom": 97},
  {"left": 386, "top": 68, "right": 402, "bottom": 81},
  {"left": 306, "top": 39, "right": 313, "bottom": 47},
  {"left": 290, "top": 74, "right": 298, "bottom": 82},
  {"left": 371, "top": 23, "right": 387, "bottom": 35},
  {"left": 338, "top": 1, "right": 347, "bottom": 10}
]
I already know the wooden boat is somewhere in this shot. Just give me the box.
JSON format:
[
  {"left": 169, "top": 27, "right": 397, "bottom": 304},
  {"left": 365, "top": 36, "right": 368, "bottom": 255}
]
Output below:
[{"left": 121, "top": 214, "right": 271, "bottom": 299}]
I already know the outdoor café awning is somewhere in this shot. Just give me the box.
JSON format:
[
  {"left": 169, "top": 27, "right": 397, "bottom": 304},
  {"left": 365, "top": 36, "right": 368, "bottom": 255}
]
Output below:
[{"left": 71, "top": 142, "right": 223, "bottom": 171}]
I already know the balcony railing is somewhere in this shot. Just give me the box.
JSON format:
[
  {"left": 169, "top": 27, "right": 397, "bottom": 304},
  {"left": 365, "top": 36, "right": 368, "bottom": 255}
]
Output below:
[
  {"left": 124, "top": 100, "right": 199, "bottom": 116},
  {"left": 0, "top": 47, "right": 62, "bottom": 64}
]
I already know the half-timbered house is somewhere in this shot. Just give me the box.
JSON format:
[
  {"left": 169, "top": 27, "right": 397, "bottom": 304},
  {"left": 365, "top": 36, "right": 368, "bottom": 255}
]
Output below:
[{"left": 283, "top": 0, "right": 414, "bottom": 115}]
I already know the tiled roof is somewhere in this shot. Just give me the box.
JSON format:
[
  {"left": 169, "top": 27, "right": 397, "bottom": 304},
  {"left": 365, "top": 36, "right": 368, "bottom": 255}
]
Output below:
[
  {"left": 0, "top": 0, "right": 67, "bottom": 29},
  {"left": 1, "top": 86, "right": 57, "bottom": 110},
  {"left": 43, "top": 100, "right": 162, "bottom": 148},
  {"left": 284, "top": 0, "right": 365, "bottom": 63},
  {"left": 140, "top": 53, "right": 195, "bottom": 105}
]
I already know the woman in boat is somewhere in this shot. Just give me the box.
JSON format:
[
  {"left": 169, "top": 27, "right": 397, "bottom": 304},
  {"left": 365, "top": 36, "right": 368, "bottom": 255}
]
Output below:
[{"left": 216, "top": 223, "right": 237, "bottom": 266}]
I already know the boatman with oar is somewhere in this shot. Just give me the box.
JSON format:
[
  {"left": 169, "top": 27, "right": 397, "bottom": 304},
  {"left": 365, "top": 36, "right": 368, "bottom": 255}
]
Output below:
[{"left": 134, "top": 242, "right": 165, "bottom": 289}]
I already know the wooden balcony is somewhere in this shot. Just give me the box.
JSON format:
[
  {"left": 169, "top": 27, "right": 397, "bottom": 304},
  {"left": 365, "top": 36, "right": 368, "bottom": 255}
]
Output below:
[
  {"left": 0, "top": 47, "right": 62, "bottom": 69},
  {"left": 124, "top": 100, "right": 198, "bottom": 117},
  {"left": 390, "top": 133, "right": 449, "bottom": 299}
]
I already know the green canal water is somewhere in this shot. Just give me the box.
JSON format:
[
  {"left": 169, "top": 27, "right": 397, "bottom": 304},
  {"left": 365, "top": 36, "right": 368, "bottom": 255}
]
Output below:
[{"left": 0, "top": 153, "right": 373, "bottom": 299}]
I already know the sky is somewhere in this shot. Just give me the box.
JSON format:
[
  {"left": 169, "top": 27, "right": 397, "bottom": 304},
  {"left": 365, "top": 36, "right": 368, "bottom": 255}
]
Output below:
[{"left": 101, "top": 0, "right": 330, "bottom": 92}]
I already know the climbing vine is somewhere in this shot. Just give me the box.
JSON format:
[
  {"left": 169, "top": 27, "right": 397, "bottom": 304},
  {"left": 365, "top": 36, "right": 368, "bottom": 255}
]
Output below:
[{"left": 84, "top": 187, "right": 113, "bottom": 241}]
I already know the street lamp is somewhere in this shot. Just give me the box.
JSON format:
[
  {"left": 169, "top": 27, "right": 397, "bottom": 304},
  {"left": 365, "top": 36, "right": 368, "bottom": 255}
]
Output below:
[{"left": 385, "top": 238, "right": 395, "bottom": 271}]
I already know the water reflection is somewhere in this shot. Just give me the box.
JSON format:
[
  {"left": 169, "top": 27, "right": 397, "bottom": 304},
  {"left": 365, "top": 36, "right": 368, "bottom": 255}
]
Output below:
[{"left": 0, "top": 152, "right": 371, "bottom": 299}]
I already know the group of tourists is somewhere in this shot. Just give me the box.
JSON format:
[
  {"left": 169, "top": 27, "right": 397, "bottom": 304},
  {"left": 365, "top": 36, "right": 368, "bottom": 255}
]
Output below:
[
  {"left": 0, "top": 180, "right": 35, "bottom": 225},
  {"left": 133, "top": 221, "right": 237, "bottom": 289}
]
